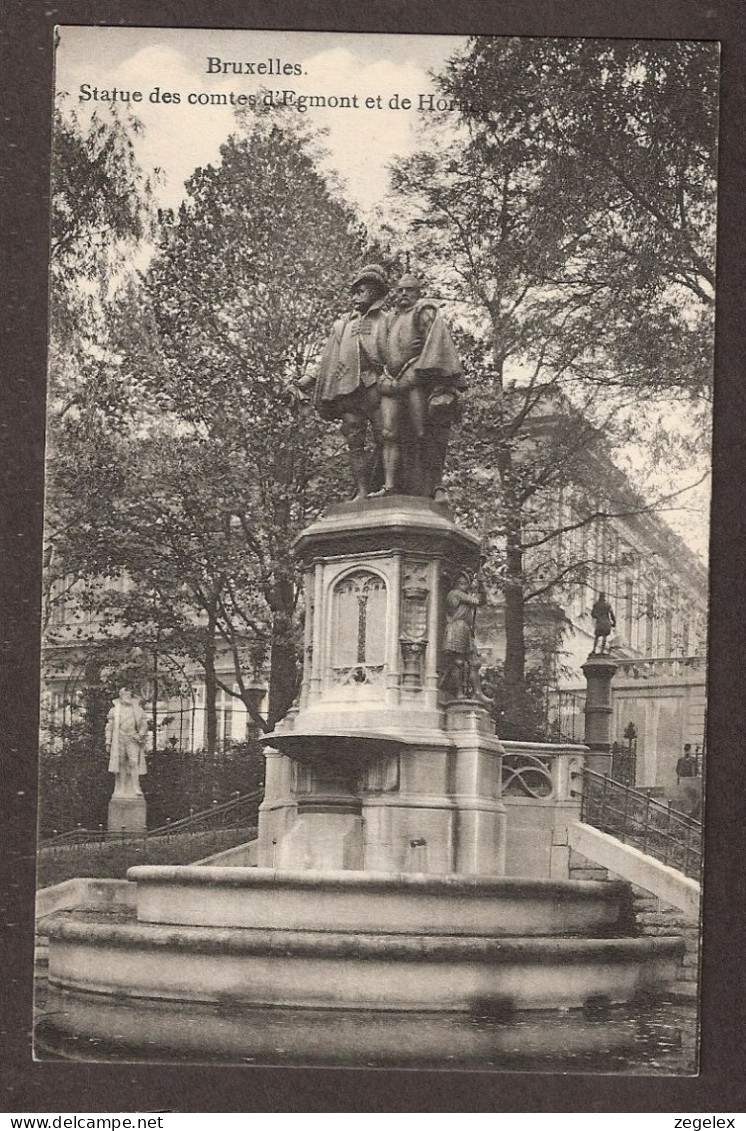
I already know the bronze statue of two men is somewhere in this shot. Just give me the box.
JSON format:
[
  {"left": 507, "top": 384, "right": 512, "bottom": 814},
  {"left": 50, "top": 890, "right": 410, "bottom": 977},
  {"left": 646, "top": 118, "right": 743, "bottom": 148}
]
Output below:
[{"left": 302, "top": 264, "right": 465, "bottom": 501}]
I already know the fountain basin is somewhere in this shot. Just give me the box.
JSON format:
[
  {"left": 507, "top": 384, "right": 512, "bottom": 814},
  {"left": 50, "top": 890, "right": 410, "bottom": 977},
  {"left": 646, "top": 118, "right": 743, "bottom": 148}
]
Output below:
[
  {"left": 36, "top": 985, "right": 661, "bottom": 1069},
  {"left": 43, "top": 907, "right": 683, "bottom": 1012}
]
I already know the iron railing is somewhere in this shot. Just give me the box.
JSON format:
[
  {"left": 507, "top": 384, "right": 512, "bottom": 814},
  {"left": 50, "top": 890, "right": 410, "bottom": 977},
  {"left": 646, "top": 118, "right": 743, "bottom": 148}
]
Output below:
[
  {"left": 579, "top": 769, "right": 702, "bottom": 880},
  {"left": 610, "top": 738, "right": 637, "bottom": 787},
  {"left": 39, "top": 789, "right": 263, "bottom": 853}
]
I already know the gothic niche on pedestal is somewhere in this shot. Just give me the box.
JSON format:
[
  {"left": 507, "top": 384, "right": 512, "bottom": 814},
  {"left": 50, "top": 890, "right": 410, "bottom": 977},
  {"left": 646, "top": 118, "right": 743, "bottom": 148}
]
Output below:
[{"left": 331, "top": 570, "right": 387, "bottom": 690}]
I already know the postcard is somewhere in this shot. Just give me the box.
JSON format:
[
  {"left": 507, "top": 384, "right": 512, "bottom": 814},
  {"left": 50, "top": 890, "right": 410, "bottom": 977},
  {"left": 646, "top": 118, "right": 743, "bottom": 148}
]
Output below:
[{"left": 32, "top": 25, "right": 717, "bottom": 1077}]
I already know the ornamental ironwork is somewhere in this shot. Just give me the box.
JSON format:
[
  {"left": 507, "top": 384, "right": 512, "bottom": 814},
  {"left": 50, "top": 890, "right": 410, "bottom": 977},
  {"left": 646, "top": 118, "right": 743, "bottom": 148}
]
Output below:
[
  {"left": 501, "top": 754, "right": 554, "bottom": 798},
  {"left": 579, "top": 768, "right": 702, "bottom": 880}
]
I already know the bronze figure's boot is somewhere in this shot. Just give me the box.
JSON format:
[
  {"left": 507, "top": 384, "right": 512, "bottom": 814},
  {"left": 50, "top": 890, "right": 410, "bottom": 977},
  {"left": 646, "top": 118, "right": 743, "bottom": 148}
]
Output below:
[{"left": 349, "top": 449, "right": 369, "bottom": 499}]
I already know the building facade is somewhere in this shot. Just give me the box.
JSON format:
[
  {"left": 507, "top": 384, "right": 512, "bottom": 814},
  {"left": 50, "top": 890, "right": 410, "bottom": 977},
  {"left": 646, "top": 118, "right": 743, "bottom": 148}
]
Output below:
[{"left": 475, "top": 446, "right": 708, "bottom": 796}]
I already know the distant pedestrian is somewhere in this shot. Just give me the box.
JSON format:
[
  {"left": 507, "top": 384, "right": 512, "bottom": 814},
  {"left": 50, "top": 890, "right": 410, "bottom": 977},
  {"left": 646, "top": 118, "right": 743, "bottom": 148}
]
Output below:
[
  {"left": 676, "top": 745, "right": 697, "bottom": 782},
  {"left": 675, "top": 744, "right": 701, "bottom": 818}
]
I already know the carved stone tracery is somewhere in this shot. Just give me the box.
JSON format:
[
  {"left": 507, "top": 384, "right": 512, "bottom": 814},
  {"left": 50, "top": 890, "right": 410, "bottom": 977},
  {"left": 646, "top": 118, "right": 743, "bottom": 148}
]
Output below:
[
  {"left": 331, "top": 570, "right": 387, "bottom": 686},
  {"left": 501, "top": 754, "right": 554, "bottom": 799},
  {"left": 399, "top": 557, "right": 430, "bottom": 689}
]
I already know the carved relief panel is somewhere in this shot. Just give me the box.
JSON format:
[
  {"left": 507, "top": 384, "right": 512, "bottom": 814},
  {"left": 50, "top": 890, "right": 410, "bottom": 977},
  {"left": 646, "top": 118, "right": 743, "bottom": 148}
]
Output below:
[{"left": 331, "top": 570, "right": 387, "bottom": 688}]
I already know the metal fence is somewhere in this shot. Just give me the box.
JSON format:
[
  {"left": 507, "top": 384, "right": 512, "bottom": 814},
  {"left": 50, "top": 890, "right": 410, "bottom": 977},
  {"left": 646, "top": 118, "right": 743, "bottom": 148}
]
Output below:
[
  {"left": 579, "top": 769, "right": 702, "bottom": 880},
  {"left": 39, "top": 789, "right": 263, "bottom": 856}
]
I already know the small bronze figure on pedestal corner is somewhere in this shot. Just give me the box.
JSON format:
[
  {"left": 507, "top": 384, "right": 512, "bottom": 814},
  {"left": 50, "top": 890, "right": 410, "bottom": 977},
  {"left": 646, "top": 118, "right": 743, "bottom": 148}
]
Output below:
[
  {"left": 590, "top": 591, "right": 616, "bottom": 655},
  {"left": 439, "top": 569, "right": 491, "bottom": 702}
]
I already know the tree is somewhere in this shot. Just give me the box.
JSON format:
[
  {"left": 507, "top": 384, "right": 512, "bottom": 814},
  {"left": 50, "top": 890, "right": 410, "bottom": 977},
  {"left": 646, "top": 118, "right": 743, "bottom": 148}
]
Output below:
[
  {"left": 42, "top": 98, "right": 158, "bottom": 780},
  {"left": 388, "top": 38, "right": 716, "bottom": 731},
  {"left": 95, "top": 429, "right": 275, "bottom": 753},
  {"left": 44, "top": 98, "right": 156, "bottom": 628},
  {"left": 111, "top": 108, "right": 367, "bottom": 734},
  {"left": 440, "top": 37, "right": 717, "bottom": 401}
]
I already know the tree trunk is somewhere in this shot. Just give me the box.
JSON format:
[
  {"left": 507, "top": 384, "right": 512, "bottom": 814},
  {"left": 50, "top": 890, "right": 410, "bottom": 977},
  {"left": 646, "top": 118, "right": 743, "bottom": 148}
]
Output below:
[
  {"left": 203, "top": 605, "right": 219, "bottom": 758},
  {"left": 496, "top": 431, "right": 526, "bottom": 697},
  {"left": 151, "top": 645, "right": 159, "bottom": 756},
  {"left": 503, "top": 517, "right": 526, "bottom": 695},
  {"left": 267, "top": 572, "right": 298, "bottom": 731},
  {"left": 498, "top": 441, "right": 531, "bottom": 738},
  {"left": 82, "top": 654, "right": 108, "bottom": 753}
]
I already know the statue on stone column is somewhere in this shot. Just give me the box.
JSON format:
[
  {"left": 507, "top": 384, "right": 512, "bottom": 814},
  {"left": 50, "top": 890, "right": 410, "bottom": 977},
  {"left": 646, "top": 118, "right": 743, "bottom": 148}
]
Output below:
[
  {"left": 106, "top": 687, "right": 148, "bottom": 797},
  {"left": 299, "top": 264, "right": 389, "bottom": 500},
  {"left": 439, "top": 570, "right": 490, "bottom": 701},
  {"left": 590, "top": 591, "right": 616, "bottom": 654},
  {"left": 376, "top": 274, "right": 466, "bottom": 501}
]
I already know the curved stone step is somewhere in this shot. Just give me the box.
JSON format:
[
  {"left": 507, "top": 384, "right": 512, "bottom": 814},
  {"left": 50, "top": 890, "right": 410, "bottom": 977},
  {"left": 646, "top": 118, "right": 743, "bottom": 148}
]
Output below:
[
  {"left": 127, "top": 865, "right": 632, "bottom": 937},
  {"left": 43, "top": 908, "right": 683, "bottom": 1013}
]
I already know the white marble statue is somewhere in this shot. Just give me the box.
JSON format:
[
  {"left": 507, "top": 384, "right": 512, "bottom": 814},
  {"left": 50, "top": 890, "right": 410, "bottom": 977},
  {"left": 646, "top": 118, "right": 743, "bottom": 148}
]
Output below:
[{"left": 106, "top": 687, "right": 148, "bottom": 797}]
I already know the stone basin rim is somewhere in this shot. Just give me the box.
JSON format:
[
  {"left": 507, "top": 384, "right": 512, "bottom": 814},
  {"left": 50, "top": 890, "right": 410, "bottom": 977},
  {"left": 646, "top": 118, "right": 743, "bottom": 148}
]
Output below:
[
  {"left": 125, "top": 865, "right": 629, "bottom": 899},
  {"left": 43, "top": 910, "right": 686, "bottom": 963},
  {"left": 260, "top": 728, "right": 454, "bottom": 754}
]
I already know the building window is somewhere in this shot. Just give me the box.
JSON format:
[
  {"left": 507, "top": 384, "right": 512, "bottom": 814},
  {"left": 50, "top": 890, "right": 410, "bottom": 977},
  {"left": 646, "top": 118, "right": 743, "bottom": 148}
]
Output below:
[
  {"left": 664, "top": 599, "right": 674, "bottom": 655},
  {"left": 681, "top": 615, "right": 690, "bottom": 655},
  {"left": 192, "top": 684, "right": 205, "bottom": 750},
  {"left": 624, "top": 578, "right": 634, "bottom": 644},
  {"left": 645, "top": 590, "right": 655, "bottom": 657},
  {"left": 48, "top": 689, "right": 70, "bottom": 729},
  {"left": 580, "top": 524, "right": 589, "bottom": 614},
  {"left": 217, "top": 686, "right": 234, "bottom": 748},
  {"left": 48, "top": 576, "right": 75, "bottom": 626}
]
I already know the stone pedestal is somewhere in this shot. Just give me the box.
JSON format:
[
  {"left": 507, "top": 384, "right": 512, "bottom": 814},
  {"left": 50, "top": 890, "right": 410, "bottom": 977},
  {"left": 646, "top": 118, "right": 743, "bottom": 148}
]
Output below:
[
  {"left": 257, "top": 495, "right": 507, "bottom": 876},
  {"left": 276, "top": 763, "right": 363, "bottom": 870},
  {"left": 107, "top": 794, "right": 146, "bottom": 834},
  {"left": 582, "top": 652, "right": 619, "bottom": 775}
]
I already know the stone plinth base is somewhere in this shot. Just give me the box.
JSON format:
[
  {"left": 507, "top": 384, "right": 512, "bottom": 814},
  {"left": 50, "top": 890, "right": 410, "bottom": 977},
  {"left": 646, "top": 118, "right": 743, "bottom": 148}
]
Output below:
[
  {"left": 585, "top": 751, "right": 613, "bottom": 775},
  {"left": 107, "top": 795, "right": 146, "bottom": 835},
  {"left": 582, "top": 652, "right": 619, "bottom": 775},
  {"left": 259, "top": 704, "right": 506, "bottom": 876}
]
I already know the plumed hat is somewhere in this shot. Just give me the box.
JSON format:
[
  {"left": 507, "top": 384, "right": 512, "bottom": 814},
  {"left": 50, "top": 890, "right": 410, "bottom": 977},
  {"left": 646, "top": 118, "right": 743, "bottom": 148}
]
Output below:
[{"left": 349, "top": 263, "right": 389, "bottom": 294}]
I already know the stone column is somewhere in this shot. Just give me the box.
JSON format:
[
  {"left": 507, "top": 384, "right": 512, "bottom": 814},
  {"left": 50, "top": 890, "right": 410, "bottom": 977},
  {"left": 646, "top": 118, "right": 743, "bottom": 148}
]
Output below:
[
  {"left": 256, "top": 749, "right": 297, "bottom": 866},
  {"left": 276, "top": 762, "right": 363, "bottom": 871},
  {"left": 445, "top": 700, "right": 506, "bottom": 876},
  {"left": 582, "top": 653, "right": 618, "bottom": 775}
]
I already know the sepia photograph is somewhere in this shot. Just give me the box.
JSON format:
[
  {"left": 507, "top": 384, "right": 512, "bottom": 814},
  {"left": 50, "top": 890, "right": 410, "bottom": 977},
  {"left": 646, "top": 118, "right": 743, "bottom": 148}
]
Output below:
[{"left": 32, "top": 26, "right": 717, "bottom": 1076}]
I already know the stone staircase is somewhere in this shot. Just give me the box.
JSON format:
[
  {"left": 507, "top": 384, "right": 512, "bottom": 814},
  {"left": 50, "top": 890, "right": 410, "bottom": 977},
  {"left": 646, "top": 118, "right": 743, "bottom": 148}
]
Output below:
[{"left": 569, "top": 847, "right": 700, "bottom": 999}]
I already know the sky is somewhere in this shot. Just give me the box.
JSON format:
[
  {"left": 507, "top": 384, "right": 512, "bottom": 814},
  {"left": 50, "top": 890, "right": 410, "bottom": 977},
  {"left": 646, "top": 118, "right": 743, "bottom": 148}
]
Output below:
[
  {"left": 55, "top": 27, "right": 467, "bottom": 217},
  {"left": 54, "top": 27, "right": 712, "bottom": 560}
]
